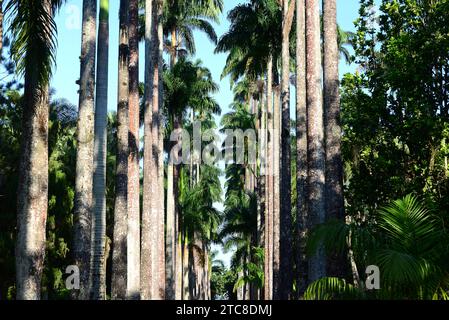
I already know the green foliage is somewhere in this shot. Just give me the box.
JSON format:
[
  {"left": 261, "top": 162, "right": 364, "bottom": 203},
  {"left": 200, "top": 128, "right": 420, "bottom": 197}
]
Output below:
[{"left": 307, "top": 195, "right": 449, "bottom": 300}]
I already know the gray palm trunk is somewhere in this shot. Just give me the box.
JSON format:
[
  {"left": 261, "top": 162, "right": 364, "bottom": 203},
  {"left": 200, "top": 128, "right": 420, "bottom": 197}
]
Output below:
[
  {"left": 141, "top": 0, "right": 165, "bottom": 300},
  {"left": 91, "top": 0, "right": 109, "bottom": 300},
  {"left": 272, "top": 83, "right": 281, "bottom": 299},
  {"left": 182, "top": 232, "right": 190, "bottom": 300},
  {"left": 264, "top": 56, "right": 274, "bottom": 300},
  {"left": 166, "top": 162, "right": 176, "bottom": 299},
  {"left": 127, "top": 0, "right": 141, "bottom": 300},
  {"left": 0, "top": 1, "right": 3, "bottom": 55},
  {"left": 306, "top": 0, "right": 326, "bottom": 282},
  {"left": 323, "top": 0, "right": 346, "bottom": 278},
  {"left": 166, "top": 29, "right": 178, "bottom": 300},
  {"left": 73, "top": 0, "right": 97, "bottom": 300},
  {"left": 295, "top": 0, "right": 308, "bottom": 298},
  {"left": 279, "top": 0, "right": 295, "bottom": 300},
  {"left": 15, "top": 78, "right": 49, "bottom": 300},
  {"left": 111, "top": 0, "right": 129, "bottom": 300}
]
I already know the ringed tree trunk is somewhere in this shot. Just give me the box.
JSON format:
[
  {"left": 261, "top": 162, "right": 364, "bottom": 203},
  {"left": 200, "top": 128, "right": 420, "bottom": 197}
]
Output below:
[
  {"left": 141, "top": 0, "right": 165, "bottom": 300},
  {"left": 166, "top": 28, "right": 180, "bottom": 298},
  {"left": 272, "top": 81, "right": 281, "bottom": 299},
  {"left": 15, "top": 80, "right": 49, "bottom": 300},
  {"left": 127, "top": 0, "right": 141, "bottom": 300},
  {"left": 295, "top": 0, "right": 308, "bottom": 298},
  {"left": 0, "top": 0, "right": 3, "bottom": 55},
  {"left": 73, "top": 0, "right": 97, "bottom": 300},
  {"left": 182, "top": 231, "right": 190, "bottom": 300},
  {"left": 264, "top": 56, "right": 274, "bottom": 300},
  {"left": 306, "top": 0, "right": 326, "bottom": 282},
  {"left": 111, "top": 0, "right": 129, "bottom": 300},
  {"left": 323, "top": 0, "right": 346, "bottom": 279},
  {"left": 91, "top": 0, "right": 109, "bottom": 300},
  {"left": 12, "top": 0, "right": 55, "bottom": 301},
  {"left": 279, "top": 0, "right": 295, "bottom": 300}
]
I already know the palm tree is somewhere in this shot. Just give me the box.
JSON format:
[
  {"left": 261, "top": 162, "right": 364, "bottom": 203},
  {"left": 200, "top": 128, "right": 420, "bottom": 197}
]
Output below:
[
  {"left": 215, "top": 0, "right": 282, "bottom": 299},
  {"left": 306, "top": 0, "right": 326, "bottom": 282},
  {"left": 141, "top": 0, "right": 165, "bottom": 300},
  {"left": 111, "top": 0, "right": 129, "bottom": 300},
  {"left": 127, "top": 0, "right": 140, "bottom": 300},
  {"left": 182, "top": 165, "right": 222, "bottom": 300},
  {"left": 6, "top": 0, "right": 62, "bottom": 300},
  {"left": 73, "top": 0, "right": 97, "bottom": 300},
  {"left": 295, "top": 0, "right": 308, "bottom": 298},
  {"left": 279, "top": 0, "right": 295, "bottom": 300},
  {"left": 0, "top": 0, "right": 3, "bottom": 55},
  {"left": 162, "top": 0, "right": 222, "bottom": 299},
  {"left": 90, "top": 0, "right": 109, "bottom": 300},
  {"left": 323, "top": 0, "right": 346, "bottom": 279}
]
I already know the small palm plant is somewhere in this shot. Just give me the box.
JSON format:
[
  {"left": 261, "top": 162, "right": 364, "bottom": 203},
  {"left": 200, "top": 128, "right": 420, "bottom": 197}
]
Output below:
[{"left": 305, "top": 194, "right": 449, "bottom": 300}]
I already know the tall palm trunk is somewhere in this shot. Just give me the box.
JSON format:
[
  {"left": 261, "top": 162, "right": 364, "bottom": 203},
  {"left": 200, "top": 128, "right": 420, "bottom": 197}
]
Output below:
[
  {"left": 127, "top": 0, "right": 141, "bottom": 300},
  {"left": 166, "top": 161, "right": 176, "bottom": 299},
  {"left": 323, "top": 0, "right": 346, "bottom": 278},
  {"left": 0, "top": 0, "right": 3, "bottom": 55},
  {"left": 272, "top": 81, "right": 281, "bottom": 299},
  {"left": 16, "top": 80, "right": 49, "bottom": 300},
  {"left": 166, "top": 28, "right": 179, "bottom": 300},
  {"left": 295, "top": 0, "right": 308, "bottom": 298},
  {"left": 264, "top": 56, "right": 274, "bottom": 300},
  {"left": 182, "top": 231, "right": 190, "bottom": 300},
  {"left": 111, "top": 0, "right": 129, "bottom": 300},
  {"left": 306, "top": 0, "right": 326, "bottom": 282},
  {"left": 73, "top": 0, "right": 97, "bottom": 300},
  {"left": 10, "top": 0, "right": 53, "bottom": 300},
  {"left": 279, "top": 0, "right": 295, "bottom": 300},
  {"left": 142, "top": 0, "right": 165, "bottom": 300},
  {"left": 91, "top": 0, "right": 109, "bottom": 300}
]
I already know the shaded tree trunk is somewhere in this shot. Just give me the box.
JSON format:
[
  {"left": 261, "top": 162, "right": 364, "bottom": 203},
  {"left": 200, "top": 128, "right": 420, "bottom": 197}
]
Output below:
[
  {"left": 16, "top": 78, "right": 49, "bottom": 300},
  {"left": 264, "top": 56, "right": 274, "bottom": 300},
  {"left": 279, "top": 0, "right": 295, "bottom": 300},
  {"left": 323, "top": 0, "right": 346, "bottom": 279},
  {"left": 73, "top": 0, "right": 97, "bottom": 300},
  {"left": 272, "top": 83, "right": 281, "bottom": 299},
  {"left": 91, "top": 0, "right": 109, "bottom": 300},
  {"left": 166, "top": 28, "right": 180, "bottom": 297},
  {"left": 182, "top": 232, "right": 190, "bottom": 300},
  {"left": 127, "top": 0, "right": 141, "bottom": 300},
  {"left": 111, "top": 0, "right": 129, "bottom": 300},
  {"left": 141, "top": 0, "right": 165, "bottom": 300},
  {"left": 0, "top": 0, "right": 3, "bottom": 55},
  {"left": 306, "top": 0, "right": 326, "bottom": 282},
  {"left": 295, "top": 0, "right": 308, "bottom": 298}
]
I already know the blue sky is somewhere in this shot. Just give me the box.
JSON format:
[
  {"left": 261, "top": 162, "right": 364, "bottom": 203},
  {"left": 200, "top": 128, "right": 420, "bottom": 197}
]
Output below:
[{"left": 50, "top": 0, "right": 362, "bottom": 265}]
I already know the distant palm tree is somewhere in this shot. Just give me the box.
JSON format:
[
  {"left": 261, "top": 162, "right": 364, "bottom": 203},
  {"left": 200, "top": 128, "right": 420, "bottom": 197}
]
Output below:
[
  {"left": 162, "top": 0, "right": 222, "bottom": 299},
  {"left": 6, "top": 0, "right": 63, "bottom": 300},
  {"left": 111, "top": 0, "right": 129, "bottom": 301},
  {"left": 73, "top": 0, "right": 97, "bottom": 300},
  {"left": 91, "top": 0, "right": 109, "bottom": 300}
]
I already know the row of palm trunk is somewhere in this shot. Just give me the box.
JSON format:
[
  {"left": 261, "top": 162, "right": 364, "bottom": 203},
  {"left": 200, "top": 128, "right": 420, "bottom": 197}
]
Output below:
[
  {"left": 233, "top": 0, "right": 345, "bottom": 300},
  {"left": 9, "top": 0, "right": 343, "bottom": 299}
]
